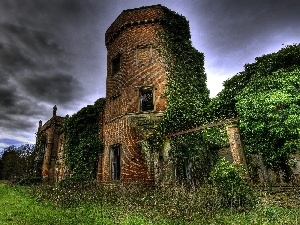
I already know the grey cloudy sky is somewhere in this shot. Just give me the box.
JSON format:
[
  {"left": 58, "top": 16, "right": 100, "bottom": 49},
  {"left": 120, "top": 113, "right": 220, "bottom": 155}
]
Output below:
[{"left": 0, "top": 0, "right": 299, "bottom": 151}]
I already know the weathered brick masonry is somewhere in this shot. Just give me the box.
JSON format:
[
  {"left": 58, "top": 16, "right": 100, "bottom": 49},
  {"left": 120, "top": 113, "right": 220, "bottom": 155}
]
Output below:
[
  {"left": 34, "top": 5, "right": 300, "bottom": 185},
  {"left": 34, "top": 106, "right": 67, "bottom": 182},
  {"left": 98, "top": 5, "right": 168, "bottom": 182}
]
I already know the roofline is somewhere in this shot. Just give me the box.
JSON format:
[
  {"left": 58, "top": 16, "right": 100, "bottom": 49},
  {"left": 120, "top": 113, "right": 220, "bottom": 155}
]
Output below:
[{"left": 105, "top": 4, "right": 165, "bottom": 46}]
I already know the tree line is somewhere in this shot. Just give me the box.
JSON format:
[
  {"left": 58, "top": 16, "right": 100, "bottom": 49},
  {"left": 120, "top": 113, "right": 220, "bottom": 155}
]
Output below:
[{"left": 0, "top": 144, "right": 35, "bottom": 181}]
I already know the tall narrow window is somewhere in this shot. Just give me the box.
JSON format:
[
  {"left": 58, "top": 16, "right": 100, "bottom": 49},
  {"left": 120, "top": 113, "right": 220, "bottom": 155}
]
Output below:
[
  {"left": 112, "top": 54, "right": 121, "bottom": 75},
  {"left": 111, "top": 144, "right": 121, "bottom": 180},
  {"left": 139, "top": 87, "right": 154, "bottom": 111}
]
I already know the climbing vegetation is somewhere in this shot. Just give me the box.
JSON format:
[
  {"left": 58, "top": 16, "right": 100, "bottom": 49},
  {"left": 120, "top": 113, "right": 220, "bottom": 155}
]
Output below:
[
  {"left": 64, "top": 98, "right": 105, "bottom": 179},
  {"left": 236, "top": 45, "right": 300, "bottom": 180},
  {"left": 157, "top": 7, "right": 300, "bottom": 184},
  {"left": 156, "top": 7, "right": 224, "bottom": 183},
  {"left": 208, "top": 44, "right": 300, "bottom": 181}
]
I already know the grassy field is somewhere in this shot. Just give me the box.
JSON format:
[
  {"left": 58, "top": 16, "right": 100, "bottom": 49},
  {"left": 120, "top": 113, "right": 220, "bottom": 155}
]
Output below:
[{"left": 1, "top": 182, "right": 300, "bottom": 224}]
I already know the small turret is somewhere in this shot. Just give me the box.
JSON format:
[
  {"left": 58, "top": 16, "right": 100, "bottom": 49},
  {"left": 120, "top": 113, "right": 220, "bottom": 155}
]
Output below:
[
  {"left": 39, "top": 120, "right": 42, "bottom": 128},
  {"left": 53, "top": 105, "right": 57, "bottom": 117}
]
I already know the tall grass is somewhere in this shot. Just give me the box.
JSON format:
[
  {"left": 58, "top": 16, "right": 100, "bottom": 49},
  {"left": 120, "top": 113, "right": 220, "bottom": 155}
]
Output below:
[
  {"left": 2, "top": 181, "right": 300, "bottom": 224},
  {"left": 29, "top": 180, "right": 300, "bottom": 224}
]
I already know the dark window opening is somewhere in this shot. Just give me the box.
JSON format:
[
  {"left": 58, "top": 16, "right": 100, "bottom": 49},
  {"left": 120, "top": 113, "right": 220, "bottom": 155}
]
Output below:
[
  {"left": 140, "top": 87, "right": 154, "bottom": 111},
  {"left": 158, "top": 155, "right": 164, "bottom": 181},
  {"left": 112, "top": 55, "right": 121, "bottom": 75},
  {"left": 111, "top": 144, "right": 121, "bottom": 180}
]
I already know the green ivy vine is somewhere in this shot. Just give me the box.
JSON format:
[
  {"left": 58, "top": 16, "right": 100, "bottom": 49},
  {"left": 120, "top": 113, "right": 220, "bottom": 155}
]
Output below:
[
  {"left": 236, "top": 44, "right": 300, "bottom": 181},
  {"left": 64, "top": 98, "right": 105, "bottom": 179},
  {"left": 155, "top": 7, "right": 300, "bottom": 184},
  {"left": 156, "top": 7, "right": 222, "bottom": 182},
  {"left": 209, "top": 44, "right": 300, "bottom": 181}
]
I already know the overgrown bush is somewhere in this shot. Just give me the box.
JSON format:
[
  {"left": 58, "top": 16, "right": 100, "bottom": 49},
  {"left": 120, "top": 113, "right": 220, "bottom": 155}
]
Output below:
[
  {"left": 209, "top": 44, "right": 300, "bottom": 181},
  {"left": 157, "top": 6, "right": 213, "bottom": 184},
  {"left": 210, "top": 158, "right": 257, "bottom": 210}
]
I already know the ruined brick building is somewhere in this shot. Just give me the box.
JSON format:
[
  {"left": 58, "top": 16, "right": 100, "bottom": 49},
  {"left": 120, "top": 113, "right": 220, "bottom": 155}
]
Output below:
[
  {"left": 34, "top": 5, "right": 300, "bottom": 185},
  {"left": 34, "top": 4, "right": 249, "bottom": 184},
  {"left": 98, "top": 5, "right": 169, "bottom": 182}
]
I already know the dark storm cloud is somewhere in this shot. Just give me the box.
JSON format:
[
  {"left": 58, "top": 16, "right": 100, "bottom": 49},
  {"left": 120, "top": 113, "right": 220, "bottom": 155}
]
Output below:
[
  {"left": 0, "top": 0, "right": 91, "bottom": 149},
  {"left": 0, "top": 78, "right": 44, "bottom": 117},
  {"left": 0, "top": 0, "right": 299, "bottom": 151},
  {"left": 0, "top": 79, "right": 44, "bottom": 135},
  {"left": 21, "top": 73, "right": 82, "bottom": 104},
  {"left": 192, "top": 0, "right": 300, "bottom": 58},
  {"left": 0, "top": 84, "right": 17, "bottom": 109},
  {"left": 0, "top": 42, "right": 34, "bottom": 69},
  {"left": 1, "top": 23, "right": 60, "bottom": 51}
]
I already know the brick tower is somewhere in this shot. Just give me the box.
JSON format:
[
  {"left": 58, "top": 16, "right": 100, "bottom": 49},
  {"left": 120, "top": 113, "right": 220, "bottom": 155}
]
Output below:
[{"left": 98, "top": 5, "right": 168, "bottom": 182}]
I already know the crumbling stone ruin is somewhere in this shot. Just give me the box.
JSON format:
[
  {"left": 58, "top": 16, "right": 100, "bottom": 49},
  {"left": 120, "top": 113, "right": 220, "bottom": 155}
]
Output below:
[
  {"left": 34, "top": 5, "right": 248, "bottom": 184},
  {"left": 34, "top": 106, "right": 68, "bottom": 182}
]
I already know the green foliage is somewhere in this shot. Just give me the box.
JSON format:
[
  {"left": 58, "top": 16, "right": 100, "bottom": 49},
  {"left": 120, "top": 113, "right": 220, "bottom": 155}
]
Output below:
[
  {"left": 202, "top": 126, "right": 229, "bottom": 150},
  {"left": 210, "top": 158, "right": 257, "bottom": 209},
  {"left": 156, "top": 7, "right": 213, "bottom": 183},
  {"left": 158, "top": 8, "right": 210, "bottom": 134},
  {"left": 237, "top": 68, "right": 300, "bottom": 160},
  {"left": 64, "top": 98, "right": 105, "bottom": 179},
  {"left": 0, "top": 144, "right": 35, "bottom": 181},
  {"left": 209, "top": 44, "right": 300, "bottom": 122},
  {"left": 235, "top": 45, "right": 300, "bottom": 180}
]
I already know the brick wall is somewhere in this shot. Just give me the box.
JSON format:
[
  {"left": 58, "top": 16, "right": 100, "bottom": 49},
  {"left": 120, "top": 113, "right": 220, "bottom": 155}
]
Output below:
[{"left": 99, "top": 5, "right": 168, "bottom": 182}]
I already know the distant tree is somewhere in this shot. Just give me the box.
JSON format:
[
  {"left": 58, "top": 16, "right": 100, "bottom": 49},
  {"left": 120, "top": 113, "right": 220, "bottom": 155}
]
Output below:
[
  {"left": 0, "top": 157, "right": 3, "bottom": 180},
  {"left": 18, "top": 144, "right": 36, "bottom": 176},
  {"left": 1, "top": 146, "right": 22, "bottom": 180},
  {"left": 1, "top": 144, "right": 35, "bottom": 181}
]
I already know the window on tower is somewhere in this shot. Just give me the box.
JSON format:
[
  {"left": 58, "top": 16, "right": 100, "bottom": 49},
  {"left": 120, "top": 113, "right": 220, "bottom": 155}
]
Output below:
[
  {"left": 112, "top": 54, "right": 121, "bottom": 75},
  {"left": 139, "top": 87, "right": 154, "bottom": 111},
  {"left": 111, "top": 144, "right": 121, "bottom": 181}
]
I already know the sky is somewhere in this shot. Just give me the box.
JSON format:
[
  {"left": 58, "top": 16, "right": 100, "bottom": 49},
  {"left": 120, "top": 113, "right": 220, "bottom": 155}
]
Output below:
[{"left": 0, "top": 0, "right": 299, "bottom": 152}]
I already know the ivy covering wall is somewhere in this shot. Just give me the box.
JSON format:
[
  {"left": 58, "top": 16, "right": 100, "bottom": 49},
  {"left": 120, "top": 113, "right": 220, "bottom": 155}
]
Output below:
[
  {"left": 156, "top": 6, "right": 300, "bottom": 183},
  {"left": 64, "top": 98, "right": 105, "bottom": 179},
  {"left": 236, "top": 44, "right": 300, "bottom": 181},
  {"left": 209, "top": 44, "right": 300, "bottom": 181},
  {"left": 157, "top": 7, "right": 219, "bottom": 182}
]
